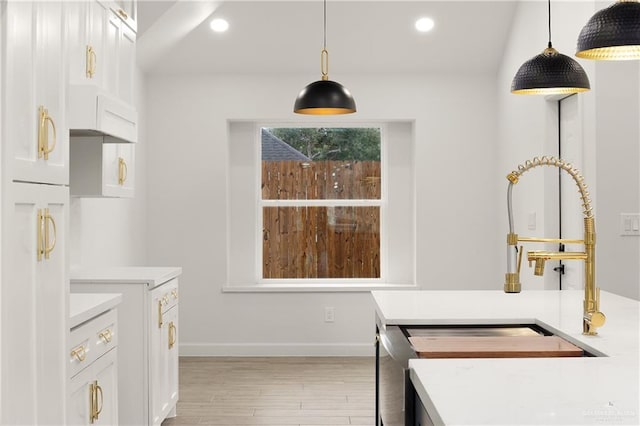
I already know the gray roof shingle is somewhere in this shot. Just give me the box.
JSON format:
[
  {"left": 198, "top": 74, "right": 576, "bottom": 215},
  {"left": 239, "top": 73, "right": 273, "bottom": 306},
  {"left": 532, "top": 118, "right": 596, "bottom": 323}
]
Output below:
[{"left": 261, "top": 129, "right": 311, "bottom": 161}]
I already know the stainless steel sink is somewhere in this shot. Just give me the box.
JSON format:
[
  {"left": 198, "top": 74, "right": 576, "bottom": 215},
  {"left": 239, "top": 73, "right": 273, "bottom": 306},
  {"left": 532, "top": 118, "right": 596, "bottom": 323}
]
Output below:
[{"left": 404, "top": 325, "right": 545, "bottom": 338}]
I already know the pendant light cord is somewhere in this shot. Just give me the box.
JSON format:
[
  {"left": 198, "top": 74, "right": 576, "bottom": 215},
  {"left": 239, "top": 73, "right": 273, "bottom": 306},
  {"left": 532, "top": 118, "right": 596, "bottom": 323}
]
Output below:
[
  {"left": 321, "top": 0, "right": 329, "bottom": 80},
  {"left": 548, "top": 0, "right": 552, "bottom": 48},
  {"left": 323, "top": 0, "right": 327, "bottom": 49}
]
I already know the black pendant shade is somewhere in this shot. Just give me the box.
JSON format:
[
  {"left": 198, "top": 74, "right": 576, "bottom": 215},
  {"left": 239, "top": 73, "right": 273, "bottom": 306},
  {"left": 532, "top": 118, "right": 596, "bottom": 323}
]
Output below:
[
  {"left": 511, "top": 47, "right": 591, "bottom": 95},
  {"left": 511, "top": 0, "right": 590, "bottom": 95},
  {"left": 294, "top": 0, "right": 356, "bottom": 115},
  {"left": 294, "top": 79, "right": 356, "bottom": 115},
  {"left": 576, "top": 0, "right": 640, "bottom": 60}
]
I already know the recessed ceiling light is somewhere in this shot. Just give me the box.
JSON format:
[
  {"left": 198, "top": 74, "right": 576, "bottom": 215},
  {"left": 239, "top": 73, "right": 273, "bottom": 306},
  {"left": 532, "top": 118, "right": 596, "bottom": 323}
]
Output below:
[
  {"left": 415, "top": 17, "right": 435, "bottom": 33},
  {"left": 210, "top": 18, "right": 229, "bottom": 33}
]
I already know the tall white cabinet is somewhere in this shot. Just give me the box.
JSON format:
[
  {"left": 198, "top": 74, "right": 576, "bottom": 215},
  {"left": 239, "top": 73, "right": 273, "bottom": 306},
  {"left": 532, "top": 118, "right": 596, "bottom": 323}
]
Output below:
[
  {"left": 1, "top": 1, "right": 69, "bottom": 424},
  {"left": 71, "top": 267, "right": 182, "bottom": 426}
]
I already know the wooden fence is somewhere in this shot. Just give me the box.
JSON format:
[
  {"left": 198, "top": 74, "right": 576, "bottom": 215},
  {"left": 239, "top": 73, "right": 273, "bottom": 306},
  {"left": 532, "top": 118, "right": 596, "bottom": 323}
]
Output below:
[
  {"left": 262, "top": 160, "right": 381, "bottom": 200},
  {"left": 262, "top": 161, "right": 381, "bottom": 279}
]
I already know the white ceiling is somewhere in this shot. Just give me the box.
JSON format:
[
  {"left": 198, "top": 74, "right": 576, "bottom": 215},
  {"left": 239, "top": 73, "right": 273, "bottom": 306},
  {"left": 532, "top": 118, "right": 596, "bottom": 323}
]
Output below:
[{"left": 136, "top": 1, "right": 519, "bottom": 75}]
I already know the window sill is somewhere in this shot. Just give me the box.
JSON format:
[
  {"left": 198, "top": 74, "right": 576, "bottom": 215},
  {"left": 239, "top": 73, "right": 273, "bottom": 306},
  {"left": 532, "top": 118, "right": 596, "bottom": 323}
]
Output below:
[{"left": 222, "top": 283, "right": 418, "bottom": 293}]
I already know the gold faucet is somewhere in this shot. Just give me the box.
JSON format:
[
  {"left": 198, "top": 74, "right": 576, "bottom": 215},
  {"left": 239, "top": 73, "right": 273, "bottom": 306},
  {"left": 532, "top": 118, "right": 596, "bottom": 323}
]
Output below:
[{"left": 503, "top": 156, "right": 605, "bottom": 335}]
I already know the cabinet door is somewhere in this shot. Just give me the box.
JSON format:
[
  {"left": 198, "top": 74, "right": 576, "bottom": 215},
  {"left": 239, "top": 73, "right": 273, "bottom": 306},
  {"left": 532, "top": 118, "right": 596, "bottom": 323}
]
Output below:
[
  {"left": 112, "top": 0, "right": 137, "bottom": 33},
  {"left": 68, "top": 349, "right": 118, "bottom": 426},
  {"left": 93, "top": 348, "right": 119, "bottom": 425},
  {"left": 103, "top": 7, "right": 136, "bottom": 106},
  {"left": 4, "top": 1, "right": 67, "bottom": 185},
  {"left": 68, "top": 0, "right": 108, "bottom": 89},
  {"left": 104, "top": 10, "right": 120, "bottom": 99},
  {"left": 68, "top": 365, "right": 94, "bottom": 426},
  {"left": 149, "top": 288, "right": 169, "bottom": 425},
  {"left": 1, "top": 182, "right": 68, "bottom": 425},
  {"left": 165, "top": 305, "right": 179, "bottom": 414},
  {"left": 103, "top": 143, "right": 134, "bottom": 198},
  {"left": 117, "top": 22, "right": 135, "bottom": 106}
]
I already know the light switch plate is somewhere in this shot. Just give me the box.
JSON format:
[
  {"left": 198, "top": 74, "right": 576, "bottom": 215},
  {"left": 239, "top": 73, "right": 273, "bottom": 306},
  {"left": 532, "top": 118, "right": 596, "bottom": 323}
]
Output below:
[{"left": 620, "top": 213, "right": 640, "bottom": 236}]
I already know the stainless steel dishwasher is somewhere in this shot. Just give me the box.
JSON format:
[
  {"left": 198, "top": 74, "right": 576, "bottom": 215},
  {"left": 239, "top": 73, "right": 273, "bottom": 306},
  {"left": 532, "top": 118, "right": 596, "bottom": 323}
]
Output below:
[{"left": 376, "top": 324, "right": 417, "bottom": 426}]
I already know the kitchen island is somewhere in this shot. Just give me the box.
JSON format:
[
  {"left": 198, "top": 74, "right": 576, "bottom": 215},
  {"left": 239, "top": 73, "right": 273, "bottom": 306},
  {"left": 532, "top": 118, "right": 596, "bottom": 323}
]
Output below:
[{"left": 372, "top": 290, "right": 639, "bottom": 425}]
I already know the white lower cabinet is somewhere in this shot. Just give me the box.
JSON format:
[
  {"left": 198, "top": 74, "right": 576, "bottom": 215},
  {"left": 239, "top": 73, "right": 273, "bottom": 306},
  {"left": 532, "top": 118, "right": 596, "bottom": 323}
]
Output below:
[
  {"left": 150, "top": 286, "right": 179, "bottom": 424},
  {"left": 68, "top": 347, "right": 118, "bottom": 425},
  {"left": 71, "top": 267, "right": 181, "bottom": 426},
  {"left": 68, "top": 307, "right": 119, "bottom": 425}
]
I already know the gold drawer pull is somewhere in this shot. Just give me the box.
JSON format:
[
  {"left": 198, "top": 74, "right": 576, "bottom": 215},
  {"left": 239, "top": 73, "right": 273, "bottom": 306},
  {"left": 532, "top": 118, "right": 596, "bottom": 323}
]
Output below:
[
  {"left": 98, "top": 329, "right": 113, "bottom": 343},
  {"left": 171, "top": 289, "right": 179, "bottom": 300},
  {"left": 117, "top": 8, "right": 128, "bottom": 19},
  {"left": 158, "top": 300, "right": 163, "bottom": 328},
  {"left": 71, "top": 345, "right": 86, "bottom": 362}
]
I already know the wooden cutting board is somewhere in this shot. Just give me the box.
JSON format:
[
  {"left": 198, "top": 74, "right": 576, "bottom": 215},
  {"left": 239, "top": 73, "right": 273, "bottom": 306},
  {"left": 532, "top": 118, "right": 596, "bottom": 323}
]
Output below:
[{"left": 408, "top": 335, "right": 583, "bottom": 358}]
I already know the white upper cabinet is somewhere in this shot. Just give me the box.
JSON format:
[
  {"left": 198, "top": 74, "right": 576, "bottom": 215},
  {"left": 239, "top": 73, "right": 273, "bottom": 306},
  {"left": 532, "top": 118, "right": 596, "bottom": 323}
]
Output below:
[
  {"left": 70, "top": 137, "right": 135, "bottom": 198},
  {"left": 112, "top": 0, "right": 137, "bottom": 33},
  {"left": 68, "top": 0, "right": 109, "bottom": 90},
  {"left": 67, "top": 0, "right": 138, "bottom": 144},
  {"left": 3, "top": 1, "right": 68, "bottom": 185},
  {"left": 105, "top": 6, "right": 136, "bottom": 106}
]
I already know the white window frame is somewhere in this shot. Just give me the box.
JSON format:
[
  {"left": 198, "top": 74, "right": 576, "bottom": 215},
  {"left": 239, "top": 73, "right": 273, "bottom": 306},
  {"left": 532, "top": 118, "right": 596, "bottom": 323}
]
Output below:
[
  {"left": 257, "top": 122, "right": 388, "bottom": 285},
  {"left": 225, "top": 119, "right": 416, "bottom": 292}
]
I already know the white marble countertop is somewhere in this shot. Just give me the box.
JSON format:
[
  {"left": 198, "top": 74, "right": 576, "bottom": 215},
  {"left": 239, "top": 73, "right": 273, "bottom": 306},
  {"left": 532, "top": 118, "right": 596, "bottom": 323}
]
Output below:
[
  {"left": 69, "top": 293, "right": 122, "bottom": 329},
  {"left": 372, "top": 290, "right": 640, "bottom": 425},
  {"left": 70, "top": 266, "right": 182, "bottom": 288}
]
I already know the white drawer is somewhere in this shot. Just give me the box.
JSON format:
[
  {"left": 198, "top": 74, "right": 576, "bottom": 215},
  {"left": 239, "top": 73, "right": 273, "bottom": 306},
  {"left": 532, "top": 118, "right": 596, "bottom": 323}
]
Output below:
[
  {"left": 160, "top": 279, "right": 179, "bottom": 313},
  {"left": 69, "top": 309, "right": 118, "bottom": 378}
]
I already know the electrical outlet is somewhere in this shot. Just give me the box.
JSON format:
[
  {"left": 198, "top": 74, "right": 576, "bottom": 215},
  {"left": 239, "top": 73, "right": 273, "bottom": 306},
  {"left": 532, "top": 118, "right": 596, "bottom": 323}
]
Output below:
[{"left": 324, "top": 307, "right": 335, "bottom": 323}]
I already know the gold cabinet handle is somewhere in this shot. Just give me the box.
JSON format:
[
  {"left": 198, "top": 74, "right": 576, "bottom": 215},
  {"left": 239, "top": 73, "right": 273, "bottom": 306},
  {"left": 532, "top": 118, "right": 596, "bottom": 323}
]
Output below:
[
  {"left": 71, "top": 345, "right": 87, "bottom": 362},
  {"left": 37, "top": 209, "right": 56, "bottom": 261},
  {"left": 89, "top": 380, "right": 103, "bottom": 423},
  {"left": 118, "top": 157, "right": 127, "bottom": 185},
  {"left": 86, "top": 45, "right": 97, "bottom": 78},
  {"left": 38, "top": 106, "right": 57, "bottom": 160},
  {"left": 158, "top": 300, "right": 163, "bottom": 329},
  {"left": 168, "top": 322, "right": 177, "bottom": 349},
  {"left": 95, "top": 383, "right": 103, "bottom": 418},
  {"left": 89, "top": 382, "right": 96, "bottom": 423},
  {"left": 44, "top": 209, "right": 56, "bottom": 260},
  {"left": 37, "top": 209, "right": 45, "bottom": 262},
  {"left": 117, "top": 8, "right": 128, "bottom": 19},
  {"left": 171, "top": 289, "right": 179, "bottom": 300},
  {"left": 98, "top": 329, "right": 112, "bottom": 343}
]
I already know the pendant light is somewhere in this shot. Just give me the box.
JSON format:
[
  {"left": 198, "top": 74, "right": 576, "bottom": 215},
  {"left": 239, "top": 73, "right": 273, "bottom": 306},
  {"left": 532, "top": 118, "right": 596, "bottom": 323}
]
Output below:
[
  {"left": 576, "top": 0, "right": 640, "bottom": 60},
  {"left": 511, "top": 0, "right": 590, "bottom": 95},
  {"left": 294, "top": 0, "right": 356, "bottom": 115}
]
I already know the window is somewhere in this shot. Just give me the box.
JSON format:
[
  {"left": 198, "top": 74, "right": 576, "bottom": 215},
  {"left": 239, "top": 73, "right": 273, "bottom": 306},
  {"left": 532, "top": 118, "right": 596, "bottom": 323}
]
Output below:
[
  {"left": 227, "top": 120, "right": 415, "bottom": 291},
  {"left": 260, "top": 127, "right": 382, "bottom": 280}
]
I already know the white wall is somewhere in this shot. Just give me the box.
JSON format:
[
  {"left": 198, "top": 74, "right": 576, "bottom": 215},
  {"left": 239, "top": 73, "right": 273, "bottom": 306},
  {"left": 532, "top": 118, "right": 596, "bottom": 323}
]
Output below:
[
  {"left": 497, "top": 1, "right": 639, "bottom": 300},
  {"left": 69, "top": 69, "right": 148, "bottom": 267},
  {"left": 145, "top": 72, "right": 501, "bottom": 355}
]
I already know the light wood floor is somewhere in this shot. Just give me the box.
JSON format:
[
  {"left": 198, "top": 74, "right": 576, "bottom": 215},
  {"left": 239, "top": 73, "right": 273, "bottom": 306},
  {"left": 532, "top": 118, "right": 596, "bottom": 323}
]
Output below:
[{"left": 162, "top": 357, "right": 376, "bottom": 426}]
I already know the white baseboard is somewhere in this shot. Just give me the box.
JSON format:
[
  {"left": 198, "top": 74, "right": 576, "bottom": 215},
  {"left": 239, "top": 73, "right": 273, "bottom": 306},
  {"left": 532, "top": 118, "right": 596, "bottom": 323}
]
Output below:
[{"left": 179, "top": 342, "right": 375, "bottom": 357}]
